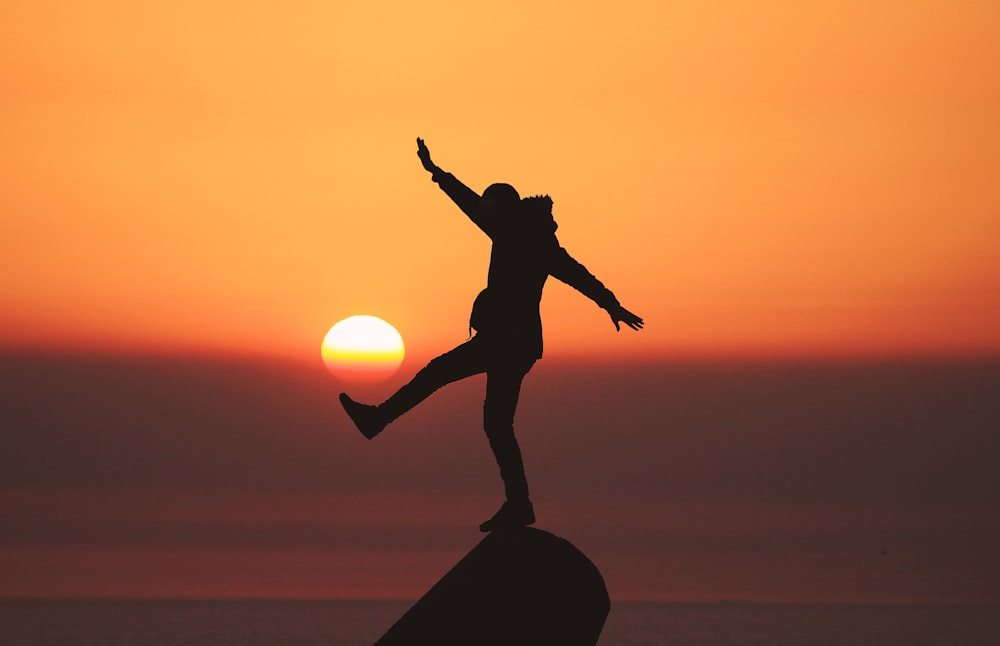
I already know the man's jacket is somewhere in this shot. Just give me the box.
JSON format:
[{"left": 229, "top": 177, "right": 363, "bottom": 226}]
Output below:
[{"left": 433, "top": 171, "right": 620, "bottom": 361}]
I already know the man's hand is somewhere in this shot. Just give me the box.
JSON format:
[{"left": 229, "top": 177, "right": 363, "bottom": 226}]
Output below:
[
  {"left": 416, "top": 137, "right": 438, "bottom": 174},
  {"left": 608, "top": 304, "right": 644, "bottom": 332}
]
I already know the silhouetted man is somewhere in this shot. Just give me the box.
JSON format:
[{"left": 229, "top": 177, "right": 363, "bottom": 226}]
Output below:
[{"left": 340, "top": 138, "right": 643, "bottom": 532}]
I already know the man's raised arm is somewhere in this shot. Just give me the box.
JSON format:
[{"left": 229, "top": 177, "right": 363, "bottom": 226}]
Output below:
[{"left": 416, "top": 137, "right": 490, "bottom": 233}]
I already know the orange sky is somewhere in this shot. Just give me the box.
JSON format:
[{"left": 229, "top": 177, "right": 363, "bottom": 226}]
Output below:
[{"left": 2, "top": 0, "right": 999, "bottom": 363}]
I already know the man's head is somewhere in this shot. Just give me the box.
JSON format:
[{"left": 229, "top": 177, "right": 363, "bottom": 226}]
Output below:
[{"left": 479, "top": 183, "right": 521, "bottom": 216}]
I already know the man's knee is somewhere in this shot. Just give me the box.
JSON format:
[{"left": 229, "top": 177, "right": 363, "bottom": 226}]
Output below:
[
  {"left": 483, "top": 404, "right": 515, "bottom": 438},
  {"left": 417, "top": 352, "right": 464, "bottom": 382}
]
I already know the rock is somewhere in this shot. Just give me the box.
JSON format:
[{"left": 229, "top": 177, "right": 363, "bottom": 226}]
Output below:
[{"left": 375, "top": 527, "right": 610, "bottom": 645}]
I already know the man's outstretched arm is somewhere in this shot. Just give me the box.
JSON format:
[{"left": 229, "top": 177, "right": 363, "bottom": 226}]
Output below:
[
  {"left": 417, "top": 138, "right": 491, "bottom": 234},
  {"left": 549, "top": 246, "right": 644, "bottom": 332}
]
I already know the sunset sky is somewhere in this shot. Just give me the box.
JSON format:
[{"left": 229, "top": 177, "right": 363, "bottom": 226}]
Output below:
[
  {"left": 2, "top": 1, "right": 999, "bottom": 604},
  {"left": 3, "top": 0, "right": 999, "bottom": 361}
]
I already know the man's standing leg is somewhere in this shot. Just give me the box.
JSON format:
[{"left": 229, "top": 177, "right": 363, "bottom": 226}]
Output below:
[{"left": 478, "top": 359, "right": 536, "bottom": 532}]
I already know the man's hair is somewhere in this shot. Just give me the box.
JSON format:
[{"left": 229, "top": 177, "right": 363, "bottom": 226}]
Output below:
[{"left": 483, "top": 183, "right": 521, "bottom": 208}]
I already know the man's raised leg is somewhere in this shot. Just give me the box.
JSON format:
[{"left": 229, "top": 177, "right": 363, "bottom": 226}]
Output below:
[{"left": 340, "top": 339, "right": 484, "bottom": 439}]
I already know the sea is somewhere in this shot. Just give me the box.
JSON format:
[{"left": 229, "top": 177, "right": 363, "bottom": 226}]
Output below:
[{"left": 1, "top": 599, "right": 999, "bottom": 645}]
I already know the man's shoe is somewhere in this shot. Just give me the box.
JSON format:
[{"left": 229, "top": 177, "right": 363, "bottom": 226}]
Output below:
[
  {"left": 478, "top": 499, "right": 535, "bottom": 532},
  {"left": 339, "top": 393, "right": 386, "bottom": 439}
]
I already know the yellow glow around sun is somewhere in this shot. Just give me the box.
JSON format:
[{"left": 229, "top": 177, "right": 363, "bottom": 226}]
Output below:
[{"left": 322, "top": 315, "right": 405, "bottom": 381}]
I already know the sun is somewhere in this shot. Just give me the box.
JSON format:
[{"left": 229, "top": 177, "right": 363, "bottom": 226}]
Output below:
[{"left": 322, "top": 315, "right": 405, "bottom": 382}]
